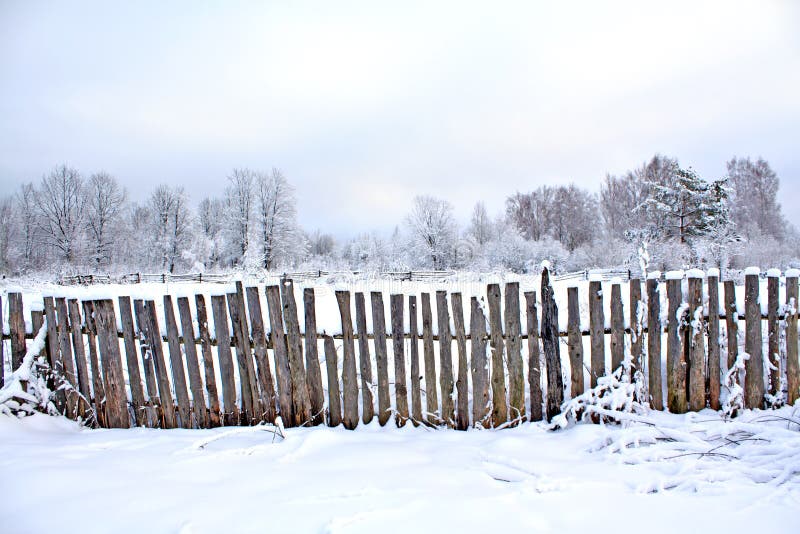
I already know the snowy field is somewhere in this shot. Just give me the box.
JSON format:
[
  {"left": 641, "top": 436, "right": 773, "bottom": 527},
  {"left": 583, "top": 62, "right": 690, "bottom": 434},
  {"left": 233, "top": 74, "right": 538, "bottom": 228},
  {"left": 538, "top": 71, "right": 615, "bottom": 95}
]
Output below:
[{"left": 1, "top": 408, "right": 798, "bottom": 533}]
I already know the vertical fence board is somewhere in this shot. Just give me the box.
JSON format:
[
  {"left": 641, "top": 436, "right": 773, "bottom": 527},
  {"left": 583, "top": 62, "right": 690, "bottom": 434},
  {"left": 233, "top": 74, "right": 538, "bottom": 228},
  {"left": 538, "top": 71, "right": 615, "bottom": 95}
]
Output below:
[
  {"left": 588, "top": 280, "right": 605, "bottom": 387},
  {"left": 707, "top": 275, "right": 721, "bottom": 410},
  {"left": 407, "top": 295, "right": 422, "bottom": 425},
  {"left": 85, "top": 300, "right": 108, "bottom": 427},
  {"left": 236, "top": 281, "right": 262, "bottom": 420},
  {"left": 420, "top": 293, "right": 439, "bottom": 425},
  {"left": 177, "top": 297, "right": 208, "bottom": 428},
  {"left": 67, "top": 299, "right": 92, "bottom": 418},
  {"left": 724, "top": 280, "right": 739, "bottom": 371},
  {"left": 786, "top": 275, "right": 799, "bottom": 405},
  {"left": 687, "top": 276, "right": 705, "bottom": 411},
  {"left": 324, "top": 335, "right": 342, "bottom": 427},
  {"left": 486, "top": 284, "right": 507, "bottom": 427},
  {"left": 245, "top": 287, "right": 277, "bottom": 424},
  {"left": 391, "top": 294, "right": 409, "bottom": 426},
  {"left": 541, "top": 269, "right": 564, "bottom": 422},
  {"left": 133, "top": 299, "right": 160, "bottom": 426},
  {"left": 8, "top": 293, "right": 26, "bottom": 372},
  {"left": 355, "top": 293, "right": 379, "bottom": 425},
  {"left": 163, "top": 296, "right": 192, "bottom": 428},
  {"left": 371, "top": 292, "right": 391, "bottom": 426},
  {"left": 43, "top": 297, "right": 65, "bottom": 411},
  {"left": 567, "top": 287, "right": 583, "bottom": 399},
  {"left": 117, "top": 297, "right": 146, "bottom": 426},
  {"left": 646, "top": 279, "right": 663, "bottom": 410},
  {"left": 195, "top": 295, "right": 221, "bottom": 427},
  {"left": 336, "top": 291, "right": 359, "bottom": 430},
  {"left": 767, "top": 275, "right": 780, "bottom": 396},
  {"left": 525, "top": 291, "right": 543, "bottom": 422},
  {"left": 470, "top": 297, "right": 489, "bottom": 427},
  {"left": 94, "top": 300, "right": 130, "bottom": 429},
  {"left": 667, "top": 278, "right": 687, "bottom": 414},
  {"left": 451, "top": 293, "right": 469, "bottom": 431},
  {"left": 282, "top": 280, "right": 312, "bottom": 427},
  {"left": 210, "top": 295, "right": 238, "bottom": 426},
  {"left": 305, "top": 288, "right": 326, "bottom": 426},
  {"left": 436, "top": 291, "right": 455, "bottom": 426},
  {"left": 744, "top": 273, "right": 764, "bottom": 409},
  {"left": 629, "top": 279, "right": 643, "bottom": 379},
  {"left": 55, "top": 298, "right": 79, "bottom": 418},
  {"left": 0, "top": 295, "right": 3, "bottom": 387},
  {"left": 265, "top": 285, "right": 293, "bottom": 426},
  {"left": 504, "top": 283, "right": 525, "bottom": 423},
  {"left": 610, "top": 284, "right": 624, "bottom": 372},
  {"left": 227, "top": 292, "right": 256, "bottom": 425}
]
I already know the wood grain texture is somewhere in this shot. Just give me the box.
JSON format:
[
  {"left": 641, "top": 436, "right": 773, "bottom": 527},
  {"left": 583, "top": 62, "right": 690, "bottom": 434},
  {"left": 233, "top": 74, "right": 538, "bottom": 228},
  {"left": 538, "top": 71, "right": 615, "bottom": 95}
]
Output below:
[
  {"left": 436, "top": 290, "right": 455, "bottom": 426},
  {"left": 371, "top": 292, "right": 391, "bottom": 426},
  {"left": 504, "top": 283, "right": 525, "bottom": 423},
  {"left": 195, "top": 295, "right": 221, "bottom": 427},
  {"left": 666, "top": 278, "right": 687, "bottom": 414},
  {"left": 177, "top": 296, "right": 208, "bottom": 428},
  {"left": 486, "top": 284, "right": 507, "bottom": 427},
  {"left": 265, "top": 285, "right": 293, "bottom": 425},
  {"left": 744, "top": 274, "right": 764, "bottom": 409},
  {"left": 336, "top": 290, "right": 359, "bottom": 429},
  {"left": 767, "top": 276, "right": 780, "bottom": 396},
  {"left": 304, "top": 288, "right": 326, "bottom": 426},
  {"left": 541, "top": 269, "right": 564, "bottom": 422},
  {"left": 470, "top": 297, "right": 490, "bottom": 427},
  {"left": 93, "top": 300, "right": 130, "bottom": 428},
  {"left": 450, "top": 293, "right": 469, "bottom": 431},
  {"left": 354, "top": 292, "right": 375, "bottom": 425},
  {"left": 646, "top": 279, "right": 663, "bottom": 410},
  {"left": 323, "top": 335, "right": 342, "bottom": 427},
  {"left": 525, "top": 291, "right": 543, "bottom": 422},
  {"left": 226, "top": 292, "right": 256, "bottom": 424},
  {"left": 724, "top": 281, "right": 739, "bottom": 371},
  {"left": 686, "top": 276, "right": 705, "bottom": 412},
  {"left": 282, "top": 280, "right": 312, "bottom": 427},
  {"left": 163, "top": 296, "right": 192, "bottom": 428},
  {"left": 391, "top": 294, "right": 409, "bottom": 426},
  {"left": 706, "top": 276, "right": 721, "bottom": 410},
  {"left": 786, "top": 275, "right": 799, "bottom": 405},
  {"left": 245, "top": 287, "right": 278, "bottom": 424},
  {"left": 610, "top": 284, "right": 625, "bottom": 373},
  {"left": 567, "top": 287, "right": 584, "bottom": 399},
  {"left": 211, "top": 295, "right": 238, "bottom": 426},
  {"left": 588, "top": 281, "right": 605, "bottom": 387},
  {"left": 420, "top": 292, "right": 439, "bottom": 425},
  {"left": 117, "top": 297, "right": 146, "bottom": 426}
]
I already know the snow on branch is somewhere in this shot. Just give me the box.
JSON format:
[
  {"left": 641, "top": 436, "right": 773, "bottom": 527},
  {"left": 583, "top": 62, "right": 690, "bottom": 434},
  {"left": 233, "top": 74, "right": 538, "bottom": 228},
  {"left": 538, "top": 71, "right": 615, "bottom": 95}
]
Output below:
[{"left": 0, "top": 322, "right": 58, "bottom": 417}]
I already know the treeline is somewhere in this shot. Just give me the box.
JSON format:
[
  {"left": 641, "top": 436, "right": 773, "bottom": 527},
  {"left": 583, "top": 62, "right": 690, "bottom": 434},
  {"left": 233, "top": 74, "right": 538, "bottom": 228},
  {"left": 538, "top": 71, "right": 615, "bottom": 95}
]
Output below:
[{"left": 0, "top": 154, "right": 796, "bottom": 276}]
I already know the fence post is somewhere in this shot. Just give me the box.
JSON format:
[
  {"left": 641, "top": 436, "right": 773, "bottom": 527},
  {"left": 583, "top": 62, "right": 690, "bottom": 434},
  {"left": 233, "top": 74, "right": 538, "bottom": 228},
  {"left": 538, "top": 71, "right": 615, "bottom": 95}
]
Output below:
[
  {"left": 786, "top": 271, "right": 799, "bottom": 405},
  {"left": 436, "top": 291, "right": 455, "bottom": 426},
  {"left": 588, "top": 280, "right": 605, "bottom": 386},
  {"left": 177, "top": 296, "right": 209, "bottom": 428},
  {"left": 470, "top": 296, "right": 489, "bottom": 427},
  {"left": 504, "top": 283, "right": 525, "bottom": 423},
  {"left": 227, "top": 291, "right": 256, "bottom": 425},
  {"left": 370, "top": 292, "right": 391, "bottom": 426},
  {"left": 487, "top": 284, "right": 507, "bottom": 427},
  {"left": 84, "top": 300, "right": 107, "bottom": 427},
  {"left": 195, "top": 295, "right": 221, "bottom": 427},
  {"left": 724, "top": 280, "right": 739, "bottom": 371},
  {"left": 323, "top": 335, "right": 342, "bottom": 427},
  {"left": 541, "top": 268, "right": 563, "bottom": 422},
  {"left": 265, "top": 285, "right": 293, "bottom": 425},
  {"left": 744, "top": 269, "right": 764, "bottom": 408},
  {"left": 391, "top": 294, "right": 409, "bottom": 426},
  {"left": 567, "top": 287, "right": 583, "bottom": 398},
  {"left": 686, "top": 271, "right": 705, "bottom": 411},
  {"left": 304, "top": 288, "right": 326, "bottom": 426},
  {"left": 706, "top": 270, "right": 721, "bottom": 410},
  {"left": 629, "top": 279, "right": 643, "bottom": 380},
  {"left": 93, "top": 300, "right": 130, "bottom": 429},
  {"left": 646, "top": 276, "right": 663, "bottom": 410},
  {"left": 420, "top": 293, "right": 439, "bottom": 425},
  {"left": 766, "top": 271, "right": 780, "bottom": 397},
  {"left": 666, "top": 272, "right": 687, "bottom": 414},
  {"left": 336, "top": 290, "right": 359, "bottom": 430},
  {"left": 610, "top": 283, "right": 624, "bottom": 372},
  {"left": 408, "top": 295, "right": 422, "bottom": 425},
  {"left": 210, "top": 295, "right": 238, "bottom": 426},
  {"left": 354, "top": 292, "right": 375, "bottom": 424},
  {"left": 282, "top": 281, "right": 312, "bottom": 427}
]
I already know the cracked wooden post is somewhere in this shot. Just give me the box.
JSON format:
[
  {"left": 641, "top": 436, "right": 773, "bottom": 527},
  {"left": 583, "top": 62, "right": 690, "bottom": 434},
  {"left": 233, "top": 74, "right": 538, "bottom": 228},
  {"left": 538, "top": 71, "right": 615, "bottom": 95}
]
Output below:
[
  {"left": 420, "top": 292, "right": 439, "bottom": 425},
  {"left": 766, "top": 270, "right": 780, "bottom": 397},
  {"left": 177, "top": 296, "right": 209, "bottom": 428},
  {"left": 610, "top": 283, "right": 625, "bottom": 373},
  {"left": 371, "top": 292, "right": 391, "bottom": 426},
  {"left": 93, "top": 300, "right": 130, "bottom": 429},
  {"left": 354, "top": 292, "right": 375, "bottom": 425},
  {"left": 646, "top": 276, "right": 663, "bottom": 410},
  {"left": 588, "top": 279, "right": 605, "bottom": 387},
  {"left": 686, "top": 271, "right": 705, "bottom": 411},
  {"left": 541, "top": 267, "right": 564, "bottom": 422},
  {"left": 195, "top": 295, "right": 221, "bottom": 427},
  {"left": 724, "top": 280, "right": 739, "bottom": 372},
  {"left": 470, "top": 296, "right": 489, "bottom": 427},
  {"left": 629, "top": 279, "right": 643, "bottom": 381},
  {"left": 504, "top": 283, "right": 525, "bottom": 424},
  {"left": 336, "top": 290, "right": 359, "bottom": 430},
  {"left": 486, "top": 283, "right": 507, "bottom": 427},
  {"left": 210, "top": 295, "right": 238, "bottom": 426},
  {"left": 303, "top": 288, "right": 325, "bottom": 426},
  {"left": 567, "top": 287, "right": 583, "bottom": 398},
  {"left": 118, "top": 297, "right": 147, "bottom": 427},
  {"left": 436, "top": 291, "right": 454, "bottom": 426},
  {"left": 323, "top": 335, "right": 342, "bottom": 427},
  {"left": 666, "top": 272, "right": 687, "bottom": 414},
  {"left": 282, "top": 280, "right": 312, "bottom": 427},
  {"left": 391, "top": 294, "right": 409, "bottom": 427},
  {"left": 786, "top": 270, "right": 799, "bottom": 405},
  {"left": 451, "top": 293, "right": 469, "bottom": 430},
  {"left": 744, "top": 269, "right": 764, "bottom": 409},
  {"left": 706, "top": 270, "right": 721, "bottom": 410},
  {"left": 525, "top": 291, "right": 543, "bottom": 421}
]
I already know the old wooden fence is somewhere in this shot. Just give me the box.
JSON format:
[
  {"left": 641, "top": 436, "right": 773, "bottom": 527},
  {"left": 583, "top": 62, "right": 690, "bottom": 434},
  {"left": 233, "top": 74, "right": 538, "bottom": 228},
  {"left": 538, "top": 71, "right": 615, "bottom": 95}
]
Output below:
[{"left": 2, "top": 269, "right": 798, "bottom": 429}]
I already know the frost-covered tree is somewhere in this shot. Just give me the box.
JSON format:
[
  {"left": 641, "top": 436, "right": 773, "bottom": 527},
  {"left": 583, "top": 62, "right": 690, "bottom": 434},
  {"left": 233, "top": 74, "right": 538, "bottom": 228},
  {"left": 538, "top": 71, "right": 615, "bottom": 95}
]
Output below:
[
  {"left": 148, "top": 185, "right": 191, "bottom": 272},
  {"left": 0, "top": 197, "right": 14, "bottom": 272},
  {"left": 85, "top": 171, "right": 126, "bottom": 267},
  {"left": 15, "top": 182, "right": 40, "bottom": 271},
  {"left": 506, "top": 187, "right": 553, "bottom": 241},
  {"left": 223, "top": 168, "right": 255, "bottom": 265},
  {"left": 36, "top": 165, "right": 86, "bottom": 264},
  {"left": 197, "top": 197, "right": 224, "bottom": 269},
  {"left": 550, "top": 184, "right": 597, "bottom": 251},
  {"left": 404, "top": 195, "right": 457, "bottom": 269},
  {"left": 468, "top": 201, "right": 492, "bottom": 246},
  {"left": 254, "top": 168, "right": 302, "bottom": 269},
  {"left": 726, "top": 157, "right": 786, "bottom": 240}
]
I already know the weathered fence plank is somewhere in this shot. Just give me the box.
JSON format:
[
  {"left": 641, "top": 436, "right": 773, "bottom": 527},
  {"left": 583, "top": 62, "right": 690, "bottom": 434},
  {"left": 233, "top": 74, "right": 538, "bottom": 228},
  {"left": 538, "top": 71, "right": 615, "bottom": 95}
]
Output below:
[
  {"left": 227, "top": 292, "right": 256, "bottom": 425},
  {"left": 589, "top": 280, "right": 605, "bottom": 387},
  {"left": 786, "top": 274, "right": 799, "bottom": 405},
  {"left": 686, "top": 274, "right": 705, "bottom": 411},
  {"left": 436, "top": 290, "right": 455, "bottom": 426},
  {"left": 133, "top": 299, "right": 160, "bottom": 426},
  {"left": 610, "top": 284, "right": 624, "bottom": 372},
  {"left": 724, "top": 280, "right": 739, "bottom": 371},
  {"left": 707, "top": 274, "right": 721, "bottom": 410},
  {"left": 265, "top": 285, "right": 293, "bottom": 425},
  {"left": 646, "top": 278, "right": 663, "bottom": 410},
  {"left": 282, "top": 280, "right": 312, "bottom": 427},
  {"left": 744, "top": 272, "right": 764, "bottom": 409},
  {"left": 371, "top": 292, "right": 391, "bottom": 426},
  {"left": 541, "top": 269, "right": 564, "bottom": 422},
  {"left": 629, "top": 279, "right": 643, "bottom": 379},
  {"left": 504, "top": 283, "right": 525, "bottom": 423},
  {"left": 177, "top": 297, "right": 208, "bottom": 428},
  {"left": 420, "top": 292, "right": 439, "bottom": 425},
  {"left": 450, "top": 293, "right": 469, "bottom": 431},
  {"left": 195, "top": 294, "right": 221, "bottom": 427},
  {"left": 391, "top": 294, "right": 409, "bottom": 426},
  {"left": 117, "top": 297, "right": 146, "bottom": 426},
  {"left": 245, "top": 287, "right": 278, "bottom": 424},
  {"left": 55, "top": 298, "right": 79, "bottom": 418},
  {"left": 486, "top": 283, "right": 507, "bottom": 427},
  {"left": 567, "top": 287, "right": 583, "bottom": 398},
  {"left": 86, "top": 300, "right": 108, "bottom": 427},
  {"left": 43, "top": 297, "right": 65, "bottom": 411},
  {"left": 210, "top": 295, "right": 238, "bottom": 426},
  {"left": 408, "top": 295, "right": 422, "bottom": 425},
  {"left": 666, "top": 276, "right": 687, "bottom": 413},
  {"left": 336, "top": 290, "right": 359, "bottom": 430},
  {"left": 67, "top": 299, "right": 92, "bottom": 418},
  {"left": 470, "top": 296, "right": 489, "bottom": 427},
  {"left": 164, "top": 296, "right": 192, "bottom": 428},
  {"left": 767, "top": 274, "right": 780, "bottom": 397},
  {"left": 303, "top": 288, "right": 326, "bottom": 425},
  {"left": 323, "top": 334, "right": 342, "bottom": 427},
  {"left": 93, "top": 300, "right": 130, "bottom": 428},
  {"left": 525, "top": 291, "right": 543, "bottom": 422},
  {"left": 8, "top": 293, "right": 26, "bottom": 372},
  {"left": 354, "top": 290, "right": 375, "bottom": 424}
]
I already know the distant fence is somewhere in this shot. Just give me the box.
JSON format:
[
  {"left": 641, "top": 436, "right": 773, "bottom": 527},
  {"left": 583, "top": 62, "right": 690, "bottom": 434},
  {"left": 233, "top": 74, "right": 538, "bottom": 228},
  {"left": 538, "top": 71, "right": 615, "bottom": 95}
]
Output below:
[
  {"left": 3, "top": 269, "right": 797, "bottom": 429},
  {"left": 58, "top": 268, "right": 631, "bottom": 286}
]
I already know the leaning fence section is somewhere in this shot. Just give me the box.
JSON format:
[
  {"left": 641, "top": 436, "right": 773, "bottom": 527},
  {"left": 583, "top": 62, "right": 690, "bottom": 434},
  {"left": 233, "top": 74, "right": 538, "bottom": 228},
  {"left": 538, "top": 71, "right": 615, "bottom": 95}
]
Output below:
[{"left": 3, "top": 268, "right": 799, "bottom": 430}]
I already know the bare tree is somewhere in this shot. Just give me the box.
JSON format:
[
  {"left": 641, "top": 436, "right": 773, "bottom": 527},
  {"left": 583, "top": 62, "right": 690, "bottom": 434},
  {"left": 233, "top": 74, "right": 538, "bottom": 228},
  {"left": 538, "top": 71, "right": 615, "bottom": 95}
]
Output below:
[
  {"left": 224, "top": 168, "right": 255, "bottom": 264},
  {"left": 726, "top": 157, "right": 785, "bottom": 240},
  {"left": 198, "top": 197, "right": 224, "bottom": 268},
  {"left": 255, "top": 168, "right": 301, "bottom": 269},
  {"left": 86, "top": 171, "right": 126, "bottom": 267},
  {"left": 0, "top": 197, "right": 14, "bottom": 272},
  {"left": 149, "top": 185, "right": 191, "bottom": 272},
  {"left": 404, "top": 195, "right": 457, "bottom": 269},
  {"left": 15, "top": 183, "right": 40, "bottom": 270},
  {"left": 468, "top": 201, "right": 492, "bottom": 246},
  {"left": 36, "top": 164, "right": 86, "bottom": 264}
]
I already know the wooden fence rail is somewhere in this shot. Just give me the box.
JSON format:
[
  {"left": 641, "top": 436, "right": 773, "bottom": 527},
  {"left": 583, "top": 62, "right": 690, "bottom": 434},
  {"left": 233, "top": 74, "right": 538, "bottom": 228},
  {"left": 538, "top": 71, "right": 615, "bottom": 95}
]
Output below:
[{"left": 3, "top": 268, "right": 799, "bottom": 430}]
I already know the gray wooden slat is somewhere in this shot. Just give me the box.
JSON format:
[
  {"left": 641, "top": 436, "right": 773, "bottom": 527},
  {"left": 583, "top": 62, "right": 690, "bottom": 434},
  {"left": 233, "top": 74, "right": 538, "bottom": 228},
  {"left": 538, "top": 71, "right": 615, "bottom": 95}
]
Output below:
[
  {"left": 767, "top": 275, "right": 780, "bottom": 397},
  {"left": 195, "top": 295, "right": 221, "bottom": 427},
  {"left": 408, "top": 295, "right": 422, "bottom": 425},
  {"left": 133, "top": 299, "right": 160, "bottom": 426},
  {"left": 93, "top": 300, "right": 130, "bottom": 428},
  {"left": 666, "top": 278, "right": 687, "bottom": 414},
  {"left": 486, "top": 283, "right": 507, "bottom": 427},
  {"left": 391, "top": 294, "right": 409, "bottom": 426},
  {"left": 436, "top": 291, "right": 455, "bottom": 426},
  {"left": 336, "top": 290, "right": 359, "bottom": 429},
  {"left": 265, "top": 285, "right": 294, "bottom": 425},
  {"left": 686, "top": 275, "right": 705, "bottom": 411},
  {"left": 163, "top": 296, "right": 192, "bottom": 428},
  {"left": 707, "top": 275, "right": 721, "bottom": 410},
  {"left": 55, "top": 297, "right": 79, "bottom": 418},
  {"left": 66, "top": 300, "right": 91, "bottom": 418},
  {"left": 420, "top": 292, "right": 439, "bottom": 425},
  {"left": 503, "top": 283, "right": 525, "bottom": 423},
  {"left": 524, "top": 291, "right": 543, "bottom": 422},
  {"left": 354, "top": 292, "right": 374, "bottom": 424},
  {"left": 83, "top": 300, "right": 107, "bottom": 427},
  {"left": 303, "top": 288, "right": 326, "bottom": 426},
  {"left": 245, "top": 287, "right": 278, "bottom": 424},
  {"left": 786, "top": 275, "right": 799, "bottom": 406},
  {"left": 629, "top": 279, "right": 643, "bottom": 381},
  {"left": 211, "top": 295, "right": 238, "bottom": 426},
  {"left": 541, "top": 268, "right": 564, "bottom": 422},
  {"left": 43, "top": 297, "right": 66, "bottom": 412},
  {"left": 323, "top": 334, "right": 342, "bottom": 427},
  {"left": 226, "top": 292, "right": 256, "bottom": 425},
  {"left": 724, "top": 280, "right": 738, "bottom": 371},
  {"left": 470, "top": 296, "right": 490, "bottom": 427},
  {"left": 281, "top": 280, "right": 312, "bottom": 427},
  {"left": 450, "top": 293, "right": 469, "bottom": 430},
  {"left": 646, "top": 279, "right": 663, "bottom": 410},
  {"left": 177, "top": 297, "right": 208, "bottom": 428},
  {"left": 371, "top": 291, "right": 391, "bottom": 426},
  {"left": 610, "top": 284, "right": 624, "bottom": 372},
  {"left": 567, "top": 287, "right": 583, "bottom": 398},
  {"left": 588, "top": 280, "right": 605, "bottom": 387},
  {"left": 744, "top": 273, "right": 764, "bottom": 409},
  {"left": 117, "top": 297, "right": 146, "bottom": 426}
]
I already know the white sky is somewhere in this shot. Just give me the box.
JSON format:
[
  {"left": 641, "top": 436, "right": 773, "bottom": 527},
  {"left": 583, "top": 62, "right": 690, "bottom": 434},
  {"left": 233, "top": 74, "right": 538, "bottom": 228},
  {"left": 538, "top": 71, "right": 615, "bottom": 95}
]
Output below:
[{"left": 1, "top": 1, "right": 799, "bottom": 236}]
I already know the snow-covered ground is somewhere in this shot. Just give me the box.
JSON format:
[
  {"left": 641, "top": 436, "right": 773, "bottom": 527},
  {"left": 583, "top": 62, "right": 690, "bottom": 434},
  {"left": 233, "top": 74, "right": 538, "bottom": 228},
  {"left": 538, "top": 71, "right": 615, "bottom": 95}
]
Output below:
[{"left": 1, "top": 408, "right": 798, "bottom": 533}]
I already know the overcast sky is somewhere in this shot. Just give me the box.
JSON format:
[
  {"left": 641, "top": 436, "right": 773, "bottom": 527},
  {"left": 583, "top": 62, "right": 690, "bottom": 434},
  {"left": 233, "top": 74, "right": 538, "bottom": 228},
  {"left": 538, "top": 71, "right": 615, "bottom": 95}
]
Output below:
[{"left": 1, "top": 1, "right": 799, "bottom": 236}]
